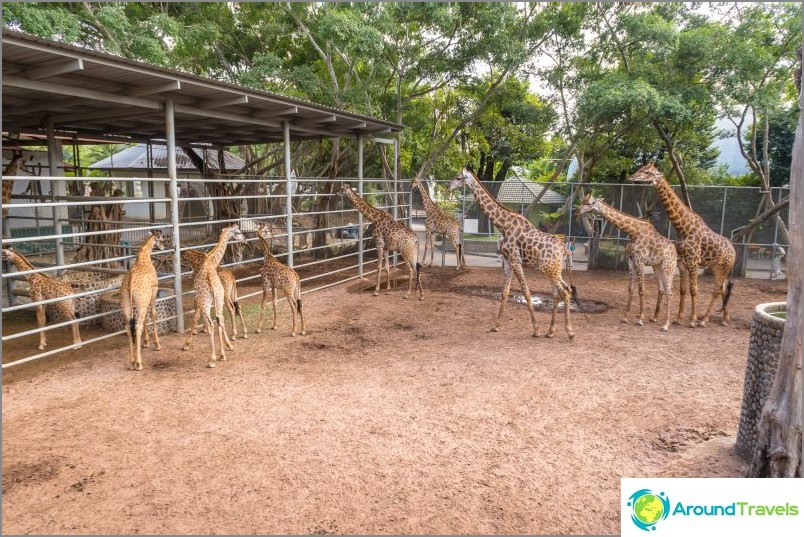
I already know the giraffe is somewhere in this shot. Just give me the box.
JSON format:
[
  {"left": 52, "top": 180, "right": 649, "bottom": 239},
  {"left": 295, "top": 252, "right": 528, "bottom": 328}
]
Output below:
[
  {"left": 628, "top": 162, "right": 735, "bottom": 327},
  {"left": 1, "top": 248, "right": 82, "bottom": 350},
  {"left": 410, "top": 176, "right": 466, "bottom": 270},
  {"left": 182, "top": 224, "right": 247, "bottom": 368},
  {"left": 180, "top": 248, "right": 248, "bottom": 340},
  {"left": 2, "top": 150, "right": 25, "bottom": 238},
  {"left": 449, "top": 168, "right": 575, "bottom": 339},
  {"left": 254, "top": 222, "right": 306, "bottom": 336},
  {"left": 577, "top": 192, "right": 678, "bottom": 331},
  {"left": 119, "top": 230, "right": 169, "bottom": 370},
  {"left": 339, "top": 183, "right": 423, "bottom": 300}
]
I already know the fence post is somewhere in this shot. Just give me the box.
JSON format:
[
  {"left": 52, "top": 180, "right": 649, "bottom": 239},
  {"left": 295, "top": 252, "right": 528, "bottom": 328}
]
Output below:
[
  {"left": 283, "top": 120, "right": 294, "bottom": 269},
  {"left": 357, "top": 134, "right": 364, "bottom": 278},
  {"left": 719, "top": 187, "right": 728, "bottom": 236},
  {"left": 46, "top": 117, "right": 66, "bottom": 272},
  {"left": 165, "top": 100, "right": 184, "bottom": 333}
]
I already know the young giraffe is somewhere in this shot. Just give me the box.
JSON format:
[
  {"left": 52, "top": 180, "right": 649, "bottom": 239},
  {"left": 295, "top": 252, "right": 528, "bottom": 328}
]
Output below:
[
  {"left": 182, "top": 224, "right": 247, "bottom": 368},
  {"left": 180, "top": 248, "right": 248, "bottom": 340},
  {"left": 1, "top": 248, "right": 82, "bottom": 350},
  {"left": 339, "top": 183, "right": 423, "bottom": 300},
  {"left": 577, "top": 192, "right": 678, "bottom": 331},
  {"left": 450, "top": 168, "right": 575, "bottom": 339},
  {"left": 120, "top": 230, "right": 169, "bottom": 370},
  {"left": 628, "top": 162, "right": 735, "bottom": 327},
  {"left": 2, "top": 150, "right": 25, "bottom": 237},
  {"left": 254, "top": 222, "right": 306, "bottom": 336},
  {"left": 410, "top": 176, "right": 466, "bottom": 270}
]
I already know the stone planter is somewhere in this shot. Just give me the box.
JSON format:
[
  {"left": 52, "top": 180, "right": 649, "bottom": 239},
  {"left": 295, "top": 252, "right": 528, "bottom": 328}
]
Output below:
[
  {"left": 48, "top": 272, "right": 124, "bottom": 327},
  {"left": 463, "top": 238, "right": 500, "bottom": 254},
  {"left": 735, "top": 302, "right": 786, "bottom": 460},
  {"left": 98, "top": 288, "right": 177, "bottom": 335}
]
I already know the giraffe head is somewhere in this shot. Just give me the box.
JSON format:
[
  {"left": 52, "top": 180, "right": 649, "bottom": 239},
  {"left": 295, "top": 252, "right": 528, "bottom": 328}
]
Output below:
[
  {"left": 149, "top": 230, "right": 169, "bottom": 251},
  {"left": 576, "top": 191, "right": 604, "bottom": 217},
  {"left": 627, "top": 162, "right": 663, "bottom": 185},
  {"left": 338, "top": 183, "right": 355, "bottom": 196},
  {"left": 449, "top": 167, "right": 476, "bottom": 190},
  {"left": 1, "top": 247, "right": 19, "bottom": 262},
  {"left": 410, "top": 176, "right": 424, "bottom": 192},
  {"left": 223, "top": 223, "right": 247, "bottom": 245}
]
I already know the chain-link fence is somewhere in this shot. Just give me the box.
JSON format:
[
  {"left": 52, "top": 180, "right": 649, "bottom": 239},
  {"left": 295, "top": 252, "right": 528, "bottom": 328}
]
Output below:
[{"left": 410, "top": 179, "right": 790, "bottom": 279}]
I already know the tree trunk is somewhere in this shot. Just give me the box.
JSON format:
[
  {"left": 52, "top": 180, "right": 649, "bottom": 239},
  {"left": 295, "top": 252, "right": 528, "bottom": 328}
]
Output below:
[
  {"left": 747, "top": 101, "right": 802, "bottom": 478},
  {"left": 653, "top": 120, "right": 693, "bottom": 209}
]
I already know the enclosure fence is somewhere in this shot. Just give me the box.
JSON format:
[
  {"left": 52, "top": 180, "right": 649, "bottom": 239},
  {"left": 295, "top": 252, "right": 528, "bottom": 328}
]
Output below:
[
  {"left": 2, "top": 172, "right": 410, "bottom": 369},
  {"left": 2, "top": 173, "right": 790, "bottom": 368}
]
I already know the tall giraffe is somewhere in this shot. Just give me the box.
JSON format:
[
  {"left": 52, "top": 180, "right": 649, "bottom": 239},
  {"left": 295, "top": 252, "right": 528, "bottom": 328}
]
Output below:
[
  {"left": 120, "top": 230, "right": 168, "bottom": 370},
  {"left": 628, "top": 162, "right": 735, "bottom": 327},
  {"left": 577, "top": 192, "right": 678, "bottom": 331},
  {"left": 181, "top": 248, "right": 248, "bottom": 340},
  {"left": 2, "top": 150, "right": 25, "bottom": 237},
  {"left": 450, "top": 168, "right": 575, "bottom": 339},
  {"left": 254, "top": 222, "right": 306, "bottom": 336},
  {"left": 2, "top": 248, "right": 82, "bottom": 350},
  {"left": 411, "top": 176, "right": 466, "bottom": 270},
  {"left": 182, "top": 224, "right": 247, "bottom": 367},
  {"left": 339, "top": 183, "right": 423, "bottom": 300}
]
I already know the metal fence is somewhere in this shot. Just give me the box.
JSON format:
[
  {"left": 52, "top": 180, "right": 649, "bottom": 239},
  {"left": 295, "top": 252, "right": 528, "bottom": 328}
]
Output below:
[
  {"left": 410, "top": 179, "right": 790, "bottom": 278},
  {"left": 2, "top": 173, "right": 408, "bottom": 369}
]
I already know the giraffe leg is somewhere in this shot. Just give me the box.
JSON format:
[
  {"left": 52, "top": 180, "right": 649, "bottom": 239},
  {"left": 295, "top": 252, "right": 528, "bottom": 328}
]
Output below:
[
  {"left": 296, "top": 283, "right": 306, "bottom": 335},
  {"left": 494, "top": 257, "right": 515, "bottom": 333},
  {"left": 687, "top": 263, "right": 700, "bottom": 328},
  {"left": 183, "top": 308, "right": 202, "bottom": 350},
  {"left": 675, "top": 262, "right": 688, "bottom": 325},
  {"left": 700, "top": 266, "right": 729, "bottom": 327},
  {"left": 374, "top": 245, "right": 385, "bottom": 296},
  {"left": 404, "top": 260, "right": 415, "bottom": 299},
  {"left": 234, "top": 285, "right": 248, "bottom": 339},
  {"left": 150, "top": 289, "right": 161, "bottom": 351},
  {"left": 512, "top": 262, "right": 541, "bottom": 338},
  {"left": 561, "top": 283, "right": 575, "bottom": 340},
  {"left": 285, "top": 289, "right": 297, "bottom": 336},
  {"left": 142, "top": 306, "right": 151, "bottom": 349},
  {"left": 635, "top": 265, "right": 646, "bottom": 326},
  {"left": 624, "top": 259, "right": 636, "bottom": 324},
  {"left": 449, "top": 234, "right": 462, "bottom": 270},
  {"left": 35, "top": 305, "right": 47, "bottom": 350},
  {"left": 215, "top": 300, "right": 233, "bottom": 354},
  {"left": 429, "top": 232, "right": 436, "bottom": 267},
  {"left": 225, "top": 296, "right": 237, "bottom": 339},
  {"left": 271, "top": 287, "right": 279, "bottom": 330},
  {"left": 423, "top": 230, "right": 431, "bottom": 267},
  {"left": 650, "top": 264, "right": 663, "bottom": 323},
  {"left": 204, "top": 312, "right": 217, "bottom": 368},
  {"left": 660, "top": 263, "right": 674, "bottom": 332},
  {"left": 386, "top": 251, "right": 394, "bottom": 294},
  {"left": 256, "top": 288, "right": 269, "bottom": 334}
]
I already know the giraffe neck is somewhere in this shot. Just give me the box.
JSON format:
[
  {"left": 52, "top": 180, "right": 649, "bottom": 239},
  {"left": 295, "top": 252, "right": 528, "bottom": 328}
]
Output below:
[
  {"left": 653, "top": 176, "right": 697, "bottom": 236},
  {"left": 207, "top": 228, "right": 233, "bottom": 267},
  {"left": 595, "top": 202, "right": 652, "bottom": 237},
  {"left": 345, "top": 189, "right": 390, "bottom": 223},
  {"left": 257, "top": 232, "right": 279, "bottom": 263},
  {"left": 416, "top": 182, "right": 438, "bottom": 214},
  {"left": 136, "top": 235, "right": 157, "bottom": 264},
  {"left": 466, "top": 177, "right": 520, "bottom": 231},
  {"left": 8, "top": 252, "right": 36, "bottom": 279},
  {"left": 3, "top": 155, "right": 24, "bottom": 177}
]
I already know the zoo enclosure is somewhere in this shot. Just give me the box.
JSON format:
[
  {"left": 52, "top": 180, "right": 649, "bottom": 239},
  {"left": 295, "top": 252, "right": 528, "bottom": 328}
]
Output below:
[{"left": 411, "top": 179, "right": 790, "bottom": 278}]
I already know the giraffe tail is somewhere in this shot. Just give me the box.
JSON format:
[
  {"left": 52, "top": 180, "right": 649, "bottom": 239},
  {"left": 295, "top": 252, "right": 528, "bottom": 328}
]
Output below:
[
  {"left": 717, "top": 280, "right": 734, "bottom": 313},
  {"left": 297, "top": 298, "right": 303, "bottom": 313},
  {"left": 416, "top": 262, "right": 422, "bottom": 287},
  {"left": 234, "top": 300, "right": 241, "bottom": 315},
  {"left": 129, "top": 316, "right": 136, "bottom": 337},
  {"left": 570, "top": 284, "right": 583, "bottom": 314}
]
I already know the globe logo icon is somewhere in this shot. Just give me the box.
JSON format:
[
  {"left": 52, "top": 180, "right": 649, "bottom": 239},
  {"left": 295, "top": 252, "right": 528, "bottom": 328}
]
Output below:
[{"left": 627, "top": 489, "right": 670, "bottom": 531}]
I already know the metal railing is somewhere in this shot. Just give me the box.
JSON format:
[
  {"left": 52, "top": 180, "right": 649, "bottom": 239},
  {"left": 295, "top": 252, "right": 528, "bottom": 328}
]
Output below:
[{"left": 2, "top": 174, "right": 409, "bottom": 368}]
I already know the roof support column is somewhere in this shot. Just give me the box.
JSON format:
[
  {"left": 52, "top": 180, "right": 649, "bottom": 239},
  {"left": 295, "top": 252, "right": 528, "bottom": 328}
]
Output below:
[
  {"left": 283, "top": 121, "right": 294, "bottom": 268},
  {"left": 165, "top": 99, "right": 184, "bottom": 333},
  {"left": 47, "top": 117, "right": 66, "bottom": 272},
  {"left": 357, "top": 134, "right": 364, "bottom": 278}
]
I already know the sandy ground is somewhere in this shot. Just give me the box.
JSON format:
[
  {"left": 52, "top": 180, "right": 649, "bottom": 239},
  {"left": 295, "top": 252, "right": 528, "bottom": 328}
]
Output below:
[{"left": 1, "top": 266, "right": 786, "bottom": 535}]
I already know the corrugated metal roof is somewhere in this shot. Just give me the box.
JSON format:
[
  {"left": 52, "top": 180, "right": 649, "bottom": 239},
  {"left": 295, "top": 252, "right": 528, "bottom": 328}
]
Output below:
[
  {"left": 496, "top": 176, "right": 565, "bottom": 205},
  {"left": 88, "top": 143, "right": 244, "bottom": 171},
  {"left": 2, "top": 29, "right": 404, "bottom": 146}
]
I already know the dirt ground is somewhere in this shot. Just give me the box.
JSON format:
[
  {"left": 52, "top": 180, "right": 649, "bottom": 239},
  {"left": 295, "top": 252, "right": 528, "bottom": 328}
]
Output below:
[{"left": 1, "top": 267, "right": 787, "bottom": 535}]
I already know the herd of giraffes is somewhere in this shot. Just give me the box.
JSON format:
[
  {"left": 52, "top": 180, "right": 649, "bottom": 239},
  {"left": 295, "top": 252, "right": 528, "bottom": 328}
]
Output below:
[{"left": 1, "top": 163, "right": 736, "bottom": 370}]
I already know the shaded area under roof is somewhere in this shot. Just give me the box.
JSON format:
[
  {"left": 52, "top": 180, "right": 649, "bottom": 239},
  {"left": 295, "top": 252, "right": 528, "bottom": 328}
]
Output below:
[
  {"left": 88, "top": 143, "right": 244, "bottom": 172},
  {"left": 2, "top": 30, "right": 404, "bottom": 147}
]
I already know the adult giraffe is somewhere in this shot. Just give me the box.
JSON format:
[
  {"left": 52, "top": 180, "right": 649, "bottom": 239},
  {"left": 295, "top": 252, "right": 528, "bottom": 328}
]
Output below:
[
  {"left": 450, "top": 168, "right": 575, "bottom": 339},
  {"left": 628, "top": 162, "right": 735, "bottom": 327}
]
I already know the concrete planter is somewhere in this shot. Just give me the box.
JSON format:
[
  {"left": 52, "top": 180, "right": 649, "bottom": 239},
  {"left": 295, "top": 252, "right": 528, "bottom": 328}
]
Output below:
[
  {"left": 735, "top": 302, "right": 786, "bottom": 460},
  {"left": 48, "top": 272, "right": 124, "bottom": 327},
  {"left": 463, "top": 238, "right": 500, "bottom": 254}
]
